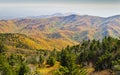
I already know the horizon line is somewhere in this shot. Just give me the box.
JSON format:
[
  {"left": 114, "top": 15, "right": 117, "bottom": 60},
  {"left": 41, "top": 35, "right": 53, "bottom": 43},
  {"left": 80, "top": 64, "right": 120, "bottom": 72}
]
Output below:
[{"left": 0, "top": 13, "right": 120, "bottom": 20}]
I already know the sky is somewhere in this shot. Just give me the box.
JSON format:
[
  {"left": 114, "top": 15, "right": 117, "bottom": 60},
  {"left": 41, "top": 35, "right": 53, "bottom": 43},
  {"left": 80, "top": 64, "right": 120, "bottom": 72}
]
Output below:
[{"left": 0, "top": 0, "right": 120, "bottom": 19}]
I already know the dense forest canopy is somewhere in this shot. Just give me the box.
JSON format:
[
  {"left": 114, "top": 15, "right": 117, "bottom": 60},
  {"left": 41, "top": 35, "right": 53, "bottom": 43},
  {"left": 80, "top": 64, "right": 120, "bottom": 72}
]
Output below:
[{"left": 0, "top": 33, "right": 120, "bottom": 75}]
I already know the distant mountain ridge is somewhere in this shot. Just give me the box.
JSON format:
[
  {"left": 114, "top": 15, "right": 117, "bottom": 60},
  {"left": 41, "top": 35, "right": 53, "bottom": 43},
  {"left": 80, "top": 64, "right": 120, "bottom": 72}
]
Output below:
[
  {"left": 0, "top": 14, "right": 120, "bottom": 50},
  {"left": 0, "top": 13, "right": 65, "bottom": 20}
]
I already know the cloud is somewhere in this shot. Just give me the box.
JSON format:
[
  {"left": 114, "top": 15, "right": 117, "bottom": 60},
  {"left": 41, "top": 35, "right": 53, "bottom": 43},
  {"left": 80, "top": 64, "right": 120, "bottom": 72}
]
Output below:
[
  {"left": 0, "top": 1, "right": 119, "bottom": 18},
  {"left": 0, "top": 3, "right": 119, "bottom": 18}
]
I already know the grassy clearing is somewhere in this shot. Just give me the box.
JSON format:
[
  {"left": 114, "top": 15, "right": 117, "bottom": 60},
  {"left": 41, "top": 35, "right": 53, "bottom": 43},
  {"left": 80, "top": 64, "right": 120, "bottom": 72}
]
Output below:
[{"left": 39, "top": 62, "right": 60, "bottom": 75}]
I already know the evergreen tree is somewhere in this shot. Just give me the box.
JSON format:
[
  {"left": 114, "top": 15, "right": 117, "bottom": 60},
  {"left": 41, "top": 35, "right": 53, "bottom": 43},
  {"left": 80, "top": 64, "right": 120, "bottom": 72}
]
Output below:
[
  {"left": 47, "top": 56, "right": 56, "bottom": 66},
  {"left": 0, "top": 43, "right": 7, "bottom": 54},
  {"left": 18, "top": 63, "right": 30, "bottom": 75},
  {"left": 39, "top": 55, "right": 44, "bottom": 67}
]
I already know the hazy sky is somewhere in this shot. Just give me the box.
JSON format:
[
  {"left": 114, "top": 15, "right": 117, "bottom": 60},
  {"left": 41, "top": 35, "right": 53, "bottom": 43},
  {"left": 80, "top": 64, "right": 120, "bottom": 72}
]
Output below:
[{"left": 0, "top": 0, "right": 120, "bottom": 19}]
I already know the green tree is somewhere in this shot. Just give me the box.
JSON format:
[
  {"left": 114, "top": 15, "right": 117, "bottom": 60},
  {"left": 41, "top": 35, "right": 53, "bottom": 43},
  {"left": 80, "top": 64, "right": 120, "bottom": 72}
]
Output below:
[
  {"left": 47, "top": 56, "right": 56, "bottom": 66},
  {"left": 0, "top": 43, "right": 7, "bottom": 54},
  {"left": 0, "top": 54, "right": 13, "bottom": 75},
  {"left": 39, "top": 55, "right": 44, "bottom": 67},
  {"left": 18, "top": 63, "right": 30, "bottom": 75},
  {"left": 60, "top": 49, "right": 86, "bottom": 75}
]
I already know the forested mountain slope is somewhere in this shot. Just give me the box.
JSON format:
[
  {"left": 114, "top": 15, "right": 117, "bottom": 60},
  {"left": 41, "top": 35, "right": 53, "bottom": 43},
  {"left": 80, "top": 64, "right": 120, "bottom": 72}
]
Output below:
[
  {"left": 0, "top": 14, "right": 120, "bottom": 49},
  {"left": 0, "top": 36, "right": 120, "bottom": 75}
]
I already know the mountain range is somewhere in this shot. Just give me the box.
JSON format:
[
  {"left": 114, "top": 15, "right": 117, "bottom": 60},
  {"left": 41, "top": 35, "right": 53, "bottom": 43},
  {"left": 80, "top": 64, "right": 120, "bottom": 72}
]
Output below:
[{"left": 0, "top": 14, "right": 120, "bottom": 50}]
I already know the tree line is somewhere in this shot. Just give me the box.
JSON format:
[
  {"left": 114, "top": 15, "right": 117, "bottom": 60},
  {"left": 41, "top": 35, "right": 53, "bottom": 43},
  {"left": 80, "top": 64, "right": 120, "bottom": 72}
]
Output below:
[{"left": 0, "top": 36, "right": 120, "bottom": 75}]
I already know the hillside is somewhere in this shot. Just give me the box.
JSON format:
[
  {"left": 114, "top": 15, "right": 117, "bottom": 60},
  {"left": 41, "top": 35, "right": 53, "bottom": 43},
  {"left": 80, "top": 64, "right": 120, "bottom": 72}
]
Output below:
[
  {"left": 0, "top": 33, "right": 43, "bottom": 50},
  {"left": 0, "top": 14, "right": 120, "bottom": 49},
  {"left": 1, "top": 36, "right": 120, "bottom": 75},
  {"left": 0, "top": 33, "right": 75, "bottom": 50}
]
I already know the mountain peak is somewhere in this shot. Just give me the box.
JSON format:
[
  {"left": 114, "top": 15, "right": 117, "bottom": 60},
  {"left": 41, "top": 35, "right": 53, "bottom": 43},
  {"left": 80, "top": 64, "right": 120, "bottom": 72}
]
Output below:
[
  {"left": 68, "top": 14, "right": 79, "bottom": 17},
  {"left": 107, "top": 15, "right": 120, "bottom": 19},
  {"left": 65, "top": 14, "right": 79, "bottom": 19},
  {"left": 51, "top": 13, "right": 64, "bottom": 16}
]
